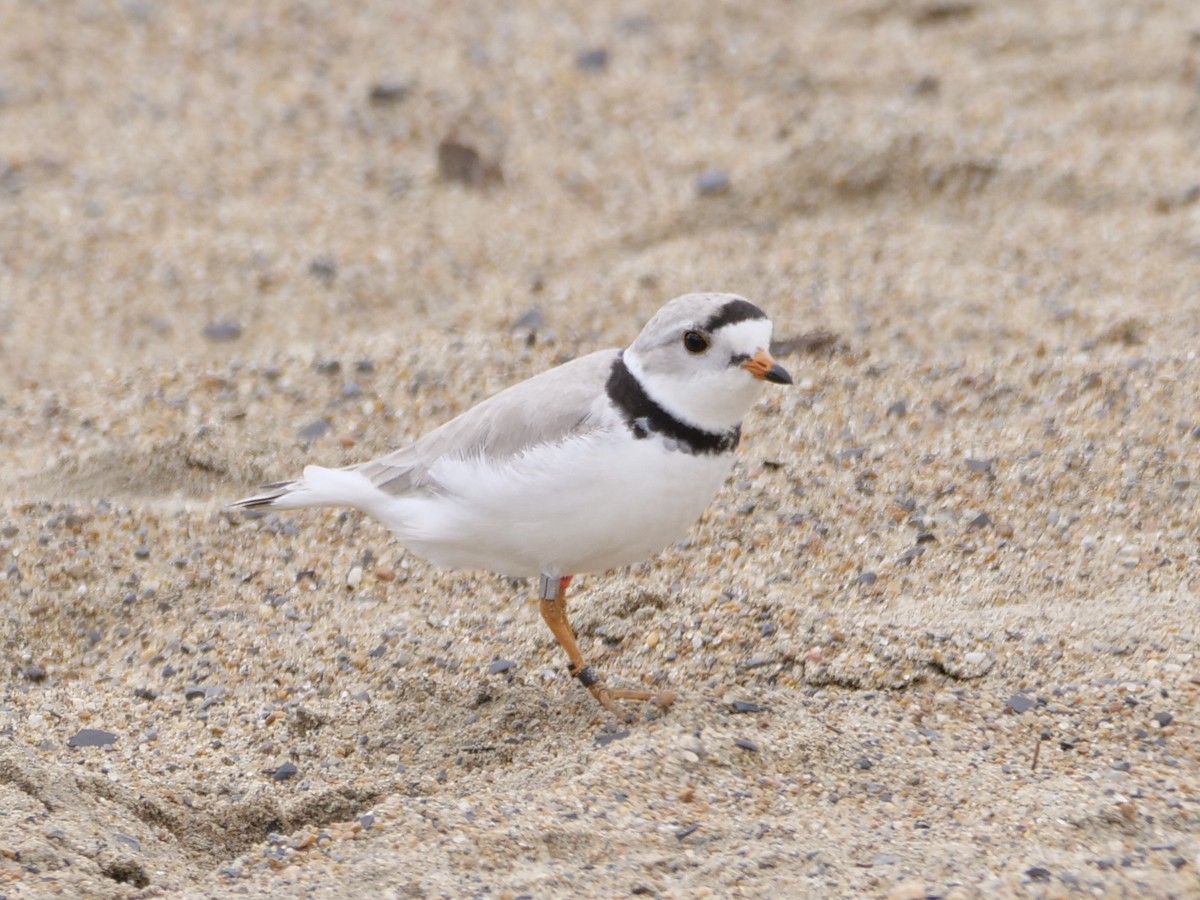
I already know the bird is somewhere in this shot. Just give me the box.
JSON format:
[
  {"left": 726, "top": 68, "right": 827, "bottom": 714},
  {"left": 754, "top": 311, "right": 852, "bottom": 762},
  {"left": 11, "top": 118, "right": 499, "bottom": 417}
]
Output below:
[{"left": 231, "top": 292, "right": 792, "bottom": 717}]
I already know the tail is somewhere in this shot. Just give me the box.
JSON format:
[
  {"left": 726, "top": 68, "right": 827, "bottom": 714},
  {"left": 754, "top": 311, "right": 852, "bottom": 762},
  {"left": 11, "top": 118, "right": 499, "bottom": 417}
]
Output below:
[{"left": 229, "top": 465, "right": 383, "bottom": 513}]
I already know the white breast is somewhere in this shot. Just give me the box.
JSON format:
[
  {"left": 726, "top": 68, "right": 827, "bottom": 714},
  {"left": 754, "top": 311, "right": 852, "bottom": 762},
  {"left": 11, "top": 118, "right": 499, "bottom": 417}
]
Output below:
[{"left": 374, "top": 429, "right": 735, "bottom": 577}]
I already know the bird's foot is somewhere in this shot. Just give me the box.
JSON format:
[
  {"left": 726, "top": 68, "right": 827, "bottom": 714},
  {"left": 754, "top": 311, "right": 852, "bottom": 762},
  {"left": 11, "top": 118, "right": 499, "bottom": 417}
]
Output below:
[{"left": 570, "top": 664, "right": 676, "bottom": 721}]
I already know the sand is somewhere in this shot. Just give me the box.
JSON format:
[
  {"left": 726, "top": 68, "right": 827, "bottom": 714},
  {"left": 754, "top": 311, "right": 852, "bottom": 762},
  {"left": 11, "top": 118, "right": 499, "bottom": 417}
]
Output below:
[{"left": 1, "top": 0, "right": 1199, "bottom": 896}]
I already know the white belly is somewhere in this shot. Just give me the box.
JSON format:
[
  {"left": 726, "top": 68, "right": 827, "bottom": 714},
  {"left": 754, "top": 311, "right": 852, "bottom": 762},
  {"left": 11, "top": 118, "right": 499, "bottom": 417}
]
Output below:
[{"left": 377, "top": 431, "right": 735, "bottom": 577}]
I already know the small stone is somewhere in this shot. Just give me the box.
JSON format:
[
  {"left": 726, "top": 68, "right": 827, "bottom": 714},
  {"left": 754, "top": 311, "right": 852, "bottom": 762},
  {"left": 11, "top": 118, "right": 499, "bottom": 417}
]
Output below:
[
  {"left": 968, "top": 512, "right": 992, "bottom": 529},
  {"left": 734, "top": 737, "right": 759, "bottom": 752},
  {"left": 675, "top": 823, "right": 700, "bottom": 840},
  {"left": 68, "top": 728, "right": 117, "bottom": 748},
  {"left": 1025, "top": 866, "right": 1052, "bottom": 882},
  {"left": 273, "top": 762, "right": 299, "bottom": 780},
  {"left": 368, "top": 80, "right": 410, "bottom": 105},
  {"left": 21, "top": 665, "right": 47, "bottom": 682},
  {"left": 731, "top": 701, "right": 769, "bottom": 714},
  {"left": 857, "top": 571, "right": 878, "bottom": 586},
  {"left": 203, "top": 321, "right": 243, "bottom": 343},
  {"left": 309, "top": 256, "right": 337, "bottom": 284},
  {"left": 134, "top": 546, "right": 150, "bottom": 559},
  {"left": 594, "top": 730, "right": 630, "bottom": 748},
  {"left": 487, "top": 659, "right": 516, "bottom": 674},
  {"left": 358, "top": 812, "right": 375, "bottom": 830},
  {"left": 1153, "top": 710, "right": 1174, "bottom": 726},
  {"left": 965, "top": 458, "right": 992, "bottom": 474},
  {"left": 575, "top": 48, "right": 609, "bottom": 71},
  {"left": 887, "top": 399, "right": 908, "bottom": 416},
  {"left": 184, "top": 685, "right": 207, "bottom": 701},
  {"left": 438, "top": 138, "right": 503, "bottom": 187},
  {"left": 888, "top": 882, "right": 929, "bottom": 900},
  {"left": 298, "top": 419, "right": 331, "bottom": 443},
  {"left": 696, "top": 167, "right": 731, "bottom": 196},
  {"left": 509, "top": 307, "right": 543, "bottom": 336},
  {"left": 1006, "top": 692, "right": 1037, "bottom": 714},
  {"left": 346, "top": 566, "right": 363, "bottom": 589}
]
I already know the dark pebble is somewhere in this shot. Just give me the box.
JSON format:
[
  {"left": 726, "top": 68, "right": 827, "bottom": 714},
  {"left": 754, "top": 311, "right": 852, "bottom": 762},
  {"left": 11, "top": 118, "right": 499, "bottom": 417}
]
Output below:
[
  {"left": 575, "top": 47, "right": 609, "bottom": 71},
  {"left": 968, "top": 512, "right": 993, "bottom": 529},
  {"left": 437, "top": 139, "right": 502, "bottom": 187},
  {"left": 488, "top": 659, "right": 517, "bottom": 674},
  {"left": 509, "top": 307, "right": 543, "bottom": 334},
  {"left": 965, "top": 457, "right": 993, "bottom": 474},
  {"left": 368, "top": 80, "right": 410, "bottom": 105},
  {"left": 134, "top": 546, "right": 150, "bottom": 559},
  {"left": 273, "top": 762, "right": 299, "bottom": 781},
  {"left": 916, "top": 531, "right": 937, "bottom": 544},
  {"left": 112, "top": 831, "right": 140, "bottom": 851},
  {"left": 734, "top": 737, "right": 759, "bottom": 752},
  {"left": 341, "top": 381, "right": 363, "bottom": 399},
  {"left": 731, "top": 701, "right": 769, "bottom": 714},
  {"left": 368, "top": 644, "right": 387, "bottom": 658},
  {"left": 134, "top": 688, "right": 157, "bottom": 701},
  {"left": 1059, "top": 736, "right": 1079, "bottom": 750},
  {"left": 21, "top": 665, "right": 47, "bottom": 682},
  {"left": 309, "top": 257, "right": 337, "bottom": 284},
  {"left": 183, "top": 685, "right": 207, "bottom": 701},
  {"left": 594, "top": 730, "right": 631, "bottom": 748},
  {"left": 68, "top": 728, "right": 117, "bottom": 748},
  {"left": 1110, "top": 759, "right": 1132, "bottom": 772},
  {"left": 1006, "top": 692, "right": 1037, "bottom": 714},
  {"left": 696, "top": 167, "right": 731, "bottom": 196},
  {"left": 857, "top": 571, "right": 878, "bottom": 586},
  {"left": 358, "top": 813, "right": 375, "bottom": 830},
  {"left": 911, "top": 74, "right": 941, "bottom": 96},
  {"left": 203, "top": 321, "right": 243, "bottom": 343},
  {"left": 298, "top": 418, "right": 331, "bottom": 443},
  {"left": 855, "top": 757, "right": 873, "bottom": 770},
  {"left": 355, "top": 358, "right": 376, "bottom": 375},
  {"left": 675, "top": 823, "right": 700, "bottom": 840},
  {"left": 887, "top": 399, "right": 908, "bottom": 416},
  {"left": 161, "top": 664, "right": 177, "bottom": 678},
  {"left": 1025, "top": 866, "right": 1052, "bottom": 882},
  {"left": 1153, "top": 710, "right": 1174, "bottom": 726}
]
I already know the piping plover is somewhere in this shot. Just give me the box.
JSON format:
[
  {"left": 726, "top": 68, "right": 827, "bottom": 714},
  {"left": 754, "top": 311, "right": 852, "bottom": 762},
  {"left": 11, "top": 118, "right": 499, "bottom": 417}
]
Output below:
[{"left": 232, "top": 292, "right": 791, "bottom": 715}]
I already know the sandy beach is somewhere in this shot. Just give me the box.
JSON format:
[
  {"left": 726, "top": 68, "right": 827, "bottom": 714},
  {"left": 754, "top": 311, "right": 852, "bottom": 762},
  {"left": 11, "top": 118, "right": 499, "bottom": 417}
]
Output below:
[{"left": 2, "top": 1, "right": 1199, "bottom": 896}]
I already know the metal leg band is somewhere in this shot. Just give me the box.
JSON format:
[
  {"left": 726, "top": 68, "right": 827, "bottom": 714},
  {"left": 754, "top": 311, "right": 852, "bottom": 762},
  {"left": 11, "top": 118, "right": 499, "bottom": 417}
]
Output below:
[{"left": 571, "top": 665, "right": 600, "bottom": 688}]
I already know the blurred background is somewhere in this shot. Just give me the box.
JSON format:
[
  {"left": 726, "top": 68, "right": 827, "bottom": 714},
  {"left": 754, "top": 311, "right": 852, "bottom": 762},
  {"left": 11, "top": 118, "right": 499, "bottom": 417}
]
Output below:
[{"left": 3, "top": 0, "right": 1196, "bottom": 396}]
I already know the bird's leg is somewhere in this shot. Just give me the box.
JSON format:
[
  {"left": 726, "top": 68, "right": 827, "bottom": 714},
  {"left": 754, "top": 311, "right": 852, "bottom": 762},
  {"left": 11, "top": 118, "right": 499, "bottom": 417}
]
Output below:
[{"left": 537, "top": 574, "right": 671, "bottom": 718}]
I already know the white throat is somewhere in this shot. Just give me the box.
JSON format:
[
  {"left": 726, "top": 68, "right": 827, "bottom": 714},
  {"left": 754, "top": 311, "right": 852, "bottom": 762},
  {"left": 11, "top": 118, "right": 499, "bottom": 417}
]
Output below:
[{"left": 623, "top": 349, "right": 764, "bottom": 434}]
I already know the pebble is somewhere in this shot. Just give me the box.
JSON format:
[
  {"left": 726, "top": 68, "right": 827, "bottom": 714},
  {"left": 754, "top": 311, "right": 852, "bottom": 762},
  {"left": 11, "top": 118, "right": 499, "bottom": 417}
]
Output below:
[
  {"left": 298, "top": 418, "right": 331, "bottom": 443},
  {"left": 731, "top": 700, "right": 769, "bottom": 714},
  {"left": 367, "top": 80, "right": 410, "bottom": 104},
  {"left": 67, "top": 728, "right": 117, "bottom": 748},
  {"left": 1006, "top": 692, "right": 1037, "bottom": 714},
  {"left": 203, "top": 321, "right": 243, "bottom": 343},
  {"left": 696, "top": 168, "right": 731, "bottom": 196},
  {"left": 575, "top": 48, "right": 609, "bottom": 72}
]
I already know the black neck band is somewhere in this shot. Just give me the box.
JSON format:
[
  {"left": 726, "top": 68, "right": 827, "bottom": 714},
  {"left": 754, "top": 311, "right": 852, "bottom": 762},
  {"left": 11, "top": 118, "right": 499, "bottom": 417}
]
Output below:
[{"left": 605, "top": 355, "right": 740, "bottom": 455}]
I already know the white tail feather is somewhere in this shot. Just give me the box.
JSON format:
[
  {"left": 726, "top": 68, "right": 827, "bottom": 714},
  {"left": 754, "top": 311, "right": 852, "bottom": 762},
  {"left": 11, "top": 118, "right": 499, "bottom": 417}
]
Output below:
[{"left": 232, "top": 466, "right": 381, "bottom": 513}]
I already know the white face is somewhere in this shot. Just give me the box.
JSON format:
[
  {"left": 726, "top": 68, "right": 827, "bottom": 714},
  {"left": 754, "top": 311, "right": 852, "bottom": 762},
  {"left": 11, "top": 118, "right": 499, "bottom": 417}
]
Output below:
[{"left": 624, "top": 297, "right": 779, "bottom": 433}]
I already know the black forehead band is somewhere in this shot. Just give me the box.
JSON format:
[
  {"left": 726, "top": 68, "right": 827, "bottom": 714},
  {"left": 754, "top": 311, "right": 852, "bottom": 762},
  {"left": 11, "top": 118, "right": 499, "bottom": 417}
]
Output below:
[{"left": 700, "top": 298, "right": 767, "bottom": 333}]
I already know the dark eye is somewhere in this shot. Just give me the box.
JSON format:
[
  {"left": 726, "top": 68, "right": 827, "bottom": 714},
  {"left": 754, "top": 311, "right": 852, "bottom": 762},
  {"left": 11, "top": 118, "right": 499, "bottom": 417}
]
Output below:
[{"left": 682, "top": 330, "right": 710, "bottom": 354}]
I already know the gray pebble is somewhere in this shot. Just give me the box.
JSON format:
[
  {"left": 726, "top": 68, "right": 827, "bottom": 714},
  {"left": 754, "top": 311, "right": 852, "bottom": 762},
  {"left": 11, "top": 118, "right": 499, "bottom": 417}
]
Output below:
[{"left": 696, "top": 167, "right": 731, "bottom": 196}]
